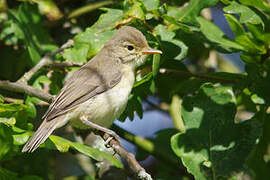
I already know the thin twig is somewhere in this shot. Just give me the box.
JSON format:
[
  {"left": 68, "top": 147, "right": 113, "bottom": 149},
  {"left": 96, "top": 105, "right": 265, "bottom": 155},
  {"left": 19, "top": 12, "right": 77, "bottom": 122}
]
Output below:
[
  {"left": 115, "top": 17, "right": 134, "bottom": 29},
  {"left": 159, "top": 68, "right": 242, "bottom": 84},
  {"left": 103, "top": 133, "right": 152, "bottom": 180},
  {"left": 17, "top": 56, "right": 52, "bottom": 84},
  {"left": 3, "top": 97, "right": 24, "bottom": 104},
  {"left": 17, "top": 39, "right": 74, "bottom": 84},
  {"left": 0, "top": 81, "right": 52, "bottom": 102}
]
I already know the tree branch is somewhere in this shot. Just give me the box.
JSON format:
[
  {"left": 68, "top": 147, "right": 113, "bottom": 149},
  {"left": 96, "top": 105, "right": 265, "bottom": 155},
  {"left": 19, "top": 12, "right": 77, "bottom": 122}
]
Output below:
[
  {"left": 103, "top": 133, "right": 152, "bottom": 180},
  {"left": 0, "top": 81, "right": 52, "bottom": 103},
  {"left": 17, "top": 39, "right": 74, "bottom": 84}
]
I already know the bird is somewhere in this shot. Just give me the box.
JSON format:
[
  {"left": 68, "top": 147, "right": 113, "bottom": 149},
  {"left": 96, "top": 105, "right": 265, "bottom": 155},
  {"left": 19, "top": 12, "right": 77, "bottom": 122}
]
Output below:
[{"left": 22, "top": 26, "right": 162, "bottom": 153}]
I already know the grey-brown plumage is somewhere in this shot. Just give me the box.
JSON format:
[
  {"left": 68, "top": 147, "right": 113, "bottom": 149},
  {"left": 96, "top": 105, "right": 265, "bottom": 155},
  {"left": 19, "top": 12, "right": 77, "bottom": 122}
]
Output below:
[{"left": 22, "top": 26, "right": 162, "bottom": 153}]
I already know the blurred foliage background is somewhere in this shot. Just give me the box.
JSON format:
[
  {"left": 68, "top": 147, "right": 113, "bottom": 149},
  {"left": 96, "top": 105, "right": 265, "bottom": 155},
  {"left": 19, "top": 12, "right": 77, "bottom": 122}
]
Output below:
[{"left": 1, "top": 0, "right": 270, "bottom": 179}]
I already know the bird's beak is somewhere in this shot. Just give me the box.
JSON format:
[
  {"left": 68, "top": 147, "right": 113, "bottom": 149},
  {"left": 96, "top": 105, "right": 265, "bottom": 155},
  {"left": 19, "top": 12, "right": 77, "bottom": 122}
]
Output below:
[{"left": 142, "top": 48, "right": 162, "bottom": 54}]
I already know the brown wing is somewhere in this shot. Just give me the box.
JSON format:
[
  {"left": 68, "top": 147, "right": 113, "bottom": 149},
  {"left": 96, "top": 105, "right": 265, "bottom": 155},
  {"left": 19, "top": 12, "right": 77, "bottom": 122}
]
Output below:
[{"left": 43, "top": 57, "right": 122, "bottom": 121}]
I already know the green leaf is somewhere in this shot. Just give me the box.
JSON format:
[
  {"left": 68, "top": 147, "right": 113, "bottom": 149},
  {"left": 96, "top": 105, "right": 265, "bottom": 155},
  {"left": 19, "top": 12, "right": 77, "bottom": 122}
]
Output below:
[
  {"left": 0, "top": 103, "right": 27, "bottom": 117},
  {"left": 225, "top": 14, "right": 266, "bottom": 54},
  {"left": 0, "top": 12, "right": 24, "bottom": 45},
  {"left": 35, "top": 0, "right": 63, "bottom": 21},
  {"left": 0, "top": 95, "right": 3, "bottom": 103},
  {"left": 12, "top": 128, "right": 32, "bottom": 145},
  {"left": 3, "top": 3, "right": 57, "bottom": 65},
  {"left": 125, "top": 1, "right": 145, "bottom": 20},
  {"left": 224, "top": 1, "right": 264, "bottom": 28},
  {"left": 142, "top": 0, "right": 160, "bottom": 11},
  {"left": 91, "top": 8, "right": 124, "bottom": 31},
  {"left": 155, "top": 24, "right": 175, "bottom": 41},
  {"left": 155, "top": 24, "right": 188, "bottom": 60},
  {"left": 168, "top": 0, "right": 219, "bottom": 26},
  {"left": 247, "top": 113, "right": 270, "bottom": 180},
  {"left": 65, "top": 9, "right": 122, "bottom": 62},
  {"left": 224, "top": 14, "right": 245, "bottom": 37},
  {"left": 171, "top": 83, "right": 261, "bottom": 179},
  {"left": 0, "top": 117, "right": 16, "bottom": 126},
  {"left": 119, "top": 93, "right": 143, "bottom": 121},
  {"left": 0, "top": 167, "right": 42, "bottom": 180},
  {"left": 239, "top": 0, "right": 270, "bottom": 12},
  {"left": 48, "top": 135, "right": 123, "bottom": 168},
  {"left": 246, "top": 23, "right": 270, "bottom": 43},
  {"left": 246, "top": 64, "right": 270, "bottom": 105},
  {"left": 152, "top": 54, "right": 160, "bottom": 77},
  {"left": 163, "top": 15, "right": 198, "bottom": 33},
  {"left": 71, "top": 142, "right": 123, "bottom": 168},
  {"left": 0, "top": 167, "right": 18, "bottom": 180},
  {"left": 197, "top": 17, "right": 245, "bottom": 53},
  {"left": 251, "top": 94, "right": 265, "bottom": 104},
  {"left": 63, "top": 28, "right": 116, "bottom": 62},
  {"left": 134, "top": 72, "right": 153, "bottom": 88},
  {"left": 62, "top": 43, "right": 90, "bottom": 63},
  {"left": 119, "top": 72, "right": 154, "bottom": 121}
]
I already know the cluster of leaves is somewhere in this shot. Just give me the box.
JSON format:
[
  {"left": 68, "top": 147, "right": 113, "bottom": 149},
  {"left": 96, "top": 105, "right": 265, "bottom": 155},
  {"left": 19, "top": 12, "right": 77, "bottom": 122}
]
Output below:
[{"left": 1, "top": 0, "right": 270, "bottom": 179}]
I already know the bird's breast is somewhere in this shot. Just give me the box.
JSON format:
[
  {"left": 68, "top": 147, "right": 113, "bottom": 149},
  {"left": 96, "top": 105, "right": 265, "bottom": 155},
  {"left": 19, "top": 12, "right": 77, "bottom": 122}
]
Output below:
[{"left": 69, "top": 64, "right": 135, "bottom": 128}]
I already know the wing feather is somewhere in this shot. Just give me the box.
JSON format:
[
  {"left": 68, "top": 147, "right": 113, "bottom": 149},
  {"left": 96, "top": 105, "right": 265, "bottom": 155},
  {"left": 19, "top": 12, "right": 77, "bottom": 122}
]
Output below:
[{"left": 43, "top": 58, "right": 122, "bottom": 121}]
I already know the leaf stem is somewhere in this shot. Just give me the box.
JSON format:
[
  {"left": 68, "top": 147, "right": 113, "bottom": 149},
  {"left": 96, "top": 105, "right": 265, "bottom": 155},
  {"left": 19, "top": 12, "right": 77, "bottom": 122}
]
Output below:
[{"left": 169, "top": 95, "right": 185, "bottom": 131}]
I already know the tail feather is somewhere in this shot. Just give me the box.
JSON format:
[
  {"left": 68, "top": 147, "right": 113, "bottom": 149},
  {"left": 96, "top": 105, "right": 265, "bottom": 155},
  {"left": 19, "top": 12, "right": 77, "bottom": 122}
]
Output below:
[{"left": 22, "top": 120, "right": 58, "bottom": 152}]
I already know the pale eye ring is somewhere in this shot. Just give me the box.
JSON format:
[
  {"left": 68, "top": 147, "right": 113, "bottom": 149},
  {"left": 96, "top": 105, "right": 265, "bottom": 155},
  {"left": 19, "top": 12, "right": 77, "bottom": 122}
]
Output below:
[{"left": 126, "top": 45, "right": 134, "bottom": 51}]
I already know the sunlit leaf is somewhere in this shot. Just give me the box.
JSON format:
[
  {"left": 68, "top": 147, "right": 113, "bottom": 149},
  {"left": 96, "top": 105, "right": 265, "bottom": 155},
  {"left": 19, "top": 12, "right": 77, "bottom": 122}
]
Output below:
[
  {"left": 239, "top": 0, "right": 270, "bottom": 12},
  {"left": 91, "top": 8, "right": 124, "bottom": 31},
  {"left": 152, "top": 54, "right": 160, "bottom": 77},
  {"left": 225, "top": 14, "right": 266, "bottom": 54},
  {"left": 48, "top": 135, "right": 123, "bottom": 168},
  {"left": 167, "top": 0, "right": 219, "bottom": 26},
  {"left": 171, "top": 83, "right": 261, "bottom": 179},
  {"left": 197, "top": 17, "right": 246, "bottom": 53},
  {"left": 224, "top": 1, "right": 264, "bottom": 28},
  {"left": 142, "top": 0, "right": 160, "bottom": 11},
  {"left": 63, "top": 28, "right": 116, "bottom": 62},
  {"left": 155, "top": 24, "right": 188, "bottom": 60}
]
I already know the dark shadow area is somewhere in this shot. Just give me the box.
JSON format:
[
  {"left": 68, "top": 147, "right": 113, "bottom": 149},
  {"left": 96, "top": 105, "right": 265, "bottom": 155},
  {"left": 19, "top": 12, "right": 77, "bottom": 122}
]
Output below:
[{"left": 178, "top": 85, "right": 261, "bottom": 178}]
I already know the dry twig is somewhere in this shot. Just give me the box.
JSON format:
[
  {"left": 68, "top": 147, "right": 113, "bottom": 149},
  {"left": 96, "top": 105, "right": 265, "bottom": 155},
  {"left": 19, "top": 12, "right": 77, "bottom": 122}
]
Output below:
[{"left": 103, "top": 133, "right": 152, "bottom": 180}]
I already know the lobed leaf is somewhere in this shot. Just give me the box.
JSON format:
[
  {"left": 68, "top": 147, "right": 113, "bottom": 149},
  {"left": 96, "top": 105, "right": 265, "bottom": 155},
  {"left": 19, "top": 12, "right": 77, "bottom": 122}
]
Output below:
[{"left": 171, "top": 83, "right": 262, "bottom": 179}]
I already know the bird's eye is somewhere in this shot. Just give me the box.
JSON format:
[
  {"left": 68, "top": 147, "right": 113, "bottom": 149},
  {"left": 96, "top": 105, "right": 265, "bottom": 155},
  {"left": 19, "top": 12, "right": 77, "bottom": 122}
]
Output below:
[{"left": 126, "top": 45, "right": 134, "bottom": 51}]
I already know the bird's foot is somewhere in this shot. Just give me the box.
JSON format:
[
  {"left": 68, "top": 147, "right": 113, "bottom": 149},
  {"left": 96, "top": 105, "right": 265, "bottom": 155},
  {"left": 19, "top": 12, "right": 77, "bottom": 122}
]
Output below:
[{"left": 80, "top": 117, "right": 120, "bottom": 147}]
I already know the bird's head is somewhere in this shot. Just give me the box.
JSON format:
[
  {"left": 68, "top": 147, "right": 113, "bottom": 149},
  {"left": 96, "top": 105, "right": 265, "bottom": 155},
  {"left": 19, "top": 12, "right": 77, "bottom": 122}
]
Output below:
[{"left": 103, "top": 26, "right": 162, "bottom": 69}]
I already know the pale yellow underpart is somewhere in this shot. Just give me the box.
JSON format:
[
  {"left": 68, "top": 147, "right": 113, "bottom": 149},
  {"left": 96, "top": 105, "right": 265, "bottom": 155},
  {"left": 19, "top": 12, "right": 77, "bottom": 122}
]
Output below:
[{"left": 55, "top": 64, "right": 135, "bottom": 129}]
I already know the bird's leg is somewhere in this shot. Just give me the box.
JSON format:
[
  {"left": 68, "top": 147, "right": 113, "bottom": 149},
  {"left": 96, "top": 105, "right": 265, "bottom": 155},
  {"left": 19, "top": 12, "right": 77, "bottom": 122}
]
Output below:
[{"left": 80, "top": 116, "right": 120, "bottom": 146}]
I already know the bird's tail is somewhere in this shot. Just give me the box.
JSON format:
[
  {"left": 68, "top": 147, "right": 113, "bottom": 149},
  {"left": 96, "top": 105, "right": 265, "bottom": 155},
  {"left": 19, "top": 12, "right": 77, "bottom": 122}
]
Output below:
[{"left": 22, "top": 119, "right": 58, "bottom": 153}]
